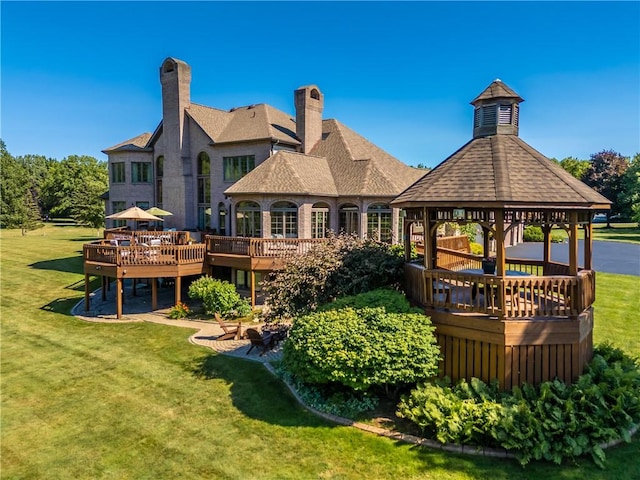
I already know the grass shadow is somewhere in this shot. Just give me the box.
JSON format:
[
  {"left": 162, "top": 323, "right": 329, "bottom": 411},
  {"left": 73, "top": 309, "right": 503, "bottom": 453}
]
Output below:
[
  {"left": 29, "top": 256, "right": 83, "bottom": 274},
  {"left": 40, "top": 297, "right": 80, "bottom": 316},
  {"left": 191, "top": 353, "right": 331, "bottom": 428}
]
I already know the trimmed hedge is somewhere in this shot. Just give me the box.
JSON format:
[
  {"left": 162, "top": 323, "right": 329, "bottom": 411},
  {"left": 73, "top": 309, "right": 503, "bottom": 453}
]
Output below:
[{"left": 283, "top": 307, "right": 440, "bottom": 392}]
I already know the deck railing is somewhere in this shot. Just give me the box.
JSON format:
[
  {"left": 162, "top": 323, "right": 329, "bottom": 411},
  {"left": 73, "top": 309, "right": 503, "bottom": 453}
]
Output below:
[
  {"left": 104, "top": 230, "right": 191, "bottom": 245},
  {"left": 205, "top": 236, "right": 327, "bottom": 258},
  {"left": 405, "top": 262, "right": 595, "bottom": 319},
  {"left": 84, "top": 242, "right": 206, "bottom": 266}
]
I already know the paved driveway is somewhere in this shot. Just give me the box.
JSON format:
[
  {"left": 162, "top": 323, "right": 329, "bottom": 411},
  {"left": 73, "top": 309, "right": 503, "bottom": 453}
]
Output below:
[{"left": 506, "top": 240, "right": 640, "bottom": 276}]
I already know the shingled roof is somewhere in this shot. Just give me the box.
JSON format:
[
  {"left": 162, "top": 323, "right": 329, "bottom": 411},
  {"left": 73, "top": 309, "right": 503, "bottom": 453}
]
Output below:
[
  {"left": 224, "top": 151, "right": 337, "bottom": 196},
  {"left": 393, "top": 80, "right": 610, "bottom": 210},
  {"left": 227, "top": 119, "right": 425, "bottom": 197},
  {"left": 102, "top": 133, "right": 153, "bottom": 153},
  {"left": 392, "top": 135, "right": 610, "bottom": 209}
]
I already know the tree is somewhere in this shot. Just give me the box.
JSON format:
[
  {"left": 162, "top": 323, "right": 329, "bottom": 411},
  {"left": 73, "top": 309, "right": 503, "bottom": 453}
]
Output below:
[
  {"left": 0, "top": 140, "right": 42, "bottom": 232},
  {"left": 555, "top": 156, "right": 590, "bottom": 180},
  {"left": 619, "top": 153, "right": 640, "bottom": 224},
  {"left": 583, "top": 150, "right": 630, "bottom": 226},
  {"left": 41, "top": 155, "right": 108, "bottom": 219}
]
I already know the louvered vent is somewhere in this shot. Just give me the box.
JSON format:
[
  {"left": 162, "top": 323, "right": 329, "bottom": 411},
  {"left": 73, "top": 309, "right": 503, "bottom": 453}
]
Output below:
[
  {"left": 474, "top": 108, "right": 481, "bottom": 128},
  {"left": 498, "top": 104, "right": 512, "bottom": 124},
  {"left": 513, "top": 104, "right": 519, "bottom": 127},
  {"left": 481, "top": 104, "right": 497, "bottom": 126}
]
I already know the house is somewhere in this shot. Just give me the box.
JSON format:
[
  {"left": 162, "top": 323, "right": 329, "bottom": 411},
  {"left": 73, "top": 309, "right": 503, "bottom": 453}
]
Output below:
[{"left": 104, "top": 57, "right": 425, "bottom": 240}]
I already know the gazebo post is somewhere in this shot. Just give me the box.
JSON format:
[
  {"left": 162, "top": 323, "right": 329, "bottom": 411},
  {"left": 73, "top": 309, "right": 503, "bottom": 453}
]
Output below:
[
  {"left": 424, "top": 208, "right": 435, "bottom": 269},
  {"left": 404, "top": 220, "right": 412, "bottom": 262},
  {"left": 494, "top": 210, "right": 506, "bottom": 276},
  {"left": 482, "top": 225, "right": 491, "bottom": 258},
  {"left": 542, "top": 225, "right": 552, "bottom": 274},
  {"left": 569, "top": 212, "right": 579, "bottom": 276},
  {"left": 584, "top": 222, "right": 593, "bottom": 270}
]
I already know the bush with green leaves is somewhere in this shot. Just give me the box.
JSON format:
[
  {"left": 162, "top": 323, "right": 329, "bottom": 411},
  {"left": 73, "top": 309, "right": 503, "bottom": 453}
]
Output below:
[
  {"left": 282, "top": 307, "right": 440, "bottom": 392},
  {"left": 523, "top": 226, "right": 544, "bottom": 242},
  {"left": 397, "top": 343, "right": 640, "bottom": 467},
  {"left": 187, "top": 276, "right": 251, "bottom": 318},
  {"left": 318, "top": 288, "right": 421, "bottom": 314},
  {"left": 262, "top": 233, "right": 405, "bottom": 320}
]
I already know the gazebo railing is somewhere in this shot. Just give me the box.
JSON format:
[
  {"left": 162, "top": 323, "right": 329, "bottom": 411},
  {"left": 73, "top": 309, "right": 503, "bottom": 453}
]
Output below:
[{"left": 405, "top": 262, "right": 595, "bottom": 319}]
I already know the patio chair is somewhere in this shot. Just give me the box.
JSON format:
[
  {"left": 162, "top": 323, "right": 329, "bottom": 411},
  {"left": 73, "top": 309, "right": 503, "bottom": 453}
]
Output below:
[
  {"left": 214, "top": 313, "right": 242, "bottom": 341},
  {"left": 245, "top": 328, "right": 275, "bottom": 356}
]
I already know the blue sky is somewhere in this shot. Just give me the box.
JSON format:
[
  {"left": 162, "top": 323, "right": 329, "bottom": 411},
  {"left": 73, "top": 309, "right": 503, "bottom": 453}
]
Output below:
[{"left": 2, "top": 1, "right": 639, "bottom": 167}]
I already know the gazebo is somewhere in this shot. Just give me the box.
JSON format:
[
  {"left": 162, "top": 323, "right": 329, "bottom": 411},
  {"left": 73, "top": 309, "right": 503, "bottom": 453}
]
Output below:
[{"left": 392, "top": 80, "right": 610, "bottom": 390}]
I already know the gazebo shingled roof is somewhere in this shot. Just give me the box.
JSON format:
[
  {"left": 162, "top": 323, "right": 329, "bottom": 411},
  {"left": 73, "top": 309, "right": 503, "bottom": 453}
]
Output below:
[
  {"left": 392, "top": 80, "right": 610, "bottom": 210},
  {"left": 392, "top": 135, "right": 610, "bottom": 209}
]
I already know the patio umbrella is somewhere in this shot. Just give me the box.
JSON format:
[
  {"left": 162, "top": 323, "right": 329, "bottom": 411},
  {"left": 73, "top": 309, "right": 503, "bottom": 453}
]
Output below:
[
  {"left": 106, "top": 206, "right": 163, "bottom": 221},
  {"left": 146, "top": 206, "right": 173, "bottom": 217}
]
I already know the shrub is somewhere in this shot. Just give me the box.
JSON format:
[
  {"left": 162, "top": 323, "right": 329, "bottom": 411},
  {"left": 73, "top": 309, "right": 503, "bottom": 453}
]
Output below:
[
  {"left": 187, "top": 276, "right": 251, "bottom": 318},
  {"left": 469, "top": 242, "right": 483, "bottom": 255},
  {"left": 318, "top": 288, "right": 421, "bottom": 314},
  {"left": 282, "top": 307, "right": 440, "bottom": 392},
  {"left": 397, "top": 343, "right": 640, "bottom": 467},
  {"left": 523, "top": 226, "right": 544, "bottom": 242},
  {"left": 168, "top": 301, "right": 190, "bottom": 319},
  {"left": 262, "top": 233, "right": 405, "bottom": 320}
]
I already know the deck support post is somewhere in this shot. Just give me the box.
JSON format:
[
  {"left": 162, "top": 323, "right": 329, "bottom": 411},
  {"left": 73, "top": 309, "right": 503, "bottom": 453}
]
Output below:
[
  {"left": 116, "top": 277, "right": 123, "bottom": 319},
  {"left": 102, "top": 276, "right": 107, "bottom": 300},
  {"left": 84, "top": 273, "right": 90, "bottom": 311},
  {"left": 250, "top": 270, "right": 256, "bottom": 308},
  {"left": 175, "top": 277, "right": 181, "bottom": 305},
  {"left": 151, "top": 278, "right": 158, "bottom": 311}
]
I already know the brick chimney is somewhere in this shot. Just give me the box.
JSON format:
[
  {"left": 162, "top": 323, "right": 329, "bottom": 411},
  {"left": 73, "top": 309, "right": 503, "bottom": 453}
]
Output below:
[
  {"left": 295, "top": 85, "right": 324, "bottom": 153},
  {"left": 159, "top": 57, "right": 192, "bottom": 228}
]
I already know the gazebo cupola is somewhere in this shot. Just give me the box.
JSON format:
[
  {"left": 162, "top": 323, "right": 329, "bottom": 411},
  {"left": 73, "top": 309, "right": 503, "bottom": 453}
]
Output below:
[{"left": 472, "top": 79, "right": 524, "bottom": 138}]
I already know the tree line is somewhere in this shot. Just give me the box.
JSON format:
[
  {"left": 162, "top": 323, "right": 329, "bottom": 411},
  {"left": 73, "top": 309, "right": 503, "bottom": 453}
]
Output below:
[
  {"left": 0, "top": 140, "right": 108, "bottom": 234},
  {"left": 551, "top": 149, "right": 640, "bottom": 225},
  {"left": 1, "top": 140, "right": 637, "bottom": 235}
]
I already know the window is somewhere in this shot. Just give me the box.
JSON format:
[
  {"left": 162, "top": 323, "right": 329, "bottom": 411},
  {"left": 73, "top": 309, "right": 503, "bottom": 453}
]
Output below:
[
  {"left": 197, "top": 206, "right": 210, "bottom": 230},
  {"left": 236, "top": 201, "right": 261, "bottom": 237},
  {"left": 367, "top": 203, "right": 392, "bottom": 242},
  {"left": 131, "top": 162, "right": 151, "bottom": 183},
  {"left": 111, "top": 162, "right": 125, "bottom": 183},
  {"left": 111, "top": 201, "right": 126, "bottom": 227},
  {"left": 311, "top": 203, "right": 330, "bottom": 238},
  {"left": 271, "top": 201, "right": 298, "bottom": 238},
  {"left": 197, "top": 152, "right": 211, "bottom": 229},
  {"left": 339, "top": 204, "right": 359, "bottom": 235},
  {"left": 198, "top": 152, "right": 210, "bottom": 175},
  {"left": 218, "top": 202, "right": 227, "bottom": 236},
  {"left": 156, "top": 156, "right": 163, "bottom": 207},
  {"left": 223, "top": 155, "right": 255, "bottom": 182},
  {"left": 136, "top": 201, "right": 150, "bottom": 210}
]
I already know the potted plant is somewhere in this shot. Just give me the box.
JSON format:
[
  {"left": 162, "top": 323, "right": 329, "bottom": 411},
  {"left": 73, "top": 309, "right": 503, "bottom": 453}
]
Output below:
[{"left": 482, "top": 257, "right": 496, "bottom": 274}]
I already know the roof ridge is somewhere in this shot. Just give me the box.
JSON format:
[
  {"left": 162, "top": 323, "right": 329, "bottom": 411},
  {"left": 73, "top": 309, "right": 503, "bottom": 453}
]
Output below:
[
  {"left": 331, "top": 120, "right": 356, "bottom": 161},
  {"left": 189, "top": 102, "right": 231, "bottom": 114}
]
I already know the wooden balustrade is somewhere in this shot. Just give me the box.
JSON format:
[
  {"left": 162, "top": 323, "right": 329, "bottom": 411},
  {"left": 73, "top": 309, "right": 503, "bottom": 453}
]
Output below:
[
  {"left": 437, "top": 247, "right": 481, "bottom": 271},
  {"left": 83, "top": 242, "right": 205, "bottom": 266},
  {"left": 405, "top": 262, "right": 595, "bottom": 319},
  {"left": 205, "top": 236, "right": 326, "bottom": 258},
  {"left": 105, "top": 230, "right": 191, "bottom": 245}
]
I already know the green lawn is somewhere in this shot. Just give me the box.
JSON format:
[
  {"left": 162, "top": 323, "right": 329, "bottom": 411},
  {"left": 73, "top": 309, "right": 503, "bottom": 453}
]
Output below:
[
  {"left": 551, "top": 223, "right": 640, "bottom": 244},
  {"left": 2, "top": 225, "right": 639, "bottom": 479}
]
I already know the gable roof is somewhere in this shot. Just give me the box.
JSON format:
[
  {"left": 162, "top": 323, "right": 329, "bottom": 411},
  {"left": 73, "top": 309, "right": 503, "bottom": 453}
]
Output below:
[
  {"left": 102, "top": 133, "right": 153, "bottom": 154},
  {"left": 186, "top": 103, "right": 299, "bottom": 146},
  {"left": 392, "top": 134, "right": 611, "bottom": 209},
  {"left": 310, "top": 119, "right": 426, "bottom": 196},
  {"left": 225, "top": 151, "right": 337, "bottom": 196}
]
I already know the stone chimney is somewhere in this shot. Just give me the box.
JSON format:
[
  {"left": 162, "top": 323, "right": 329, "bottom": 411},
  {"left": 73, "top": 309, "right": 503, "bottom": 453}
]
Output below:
[
  {"left": 295, "top": 85, "right": 324, "bottom": 153},
  {"left": 159, "top": 57, "right": 192, "bottom": 228}
]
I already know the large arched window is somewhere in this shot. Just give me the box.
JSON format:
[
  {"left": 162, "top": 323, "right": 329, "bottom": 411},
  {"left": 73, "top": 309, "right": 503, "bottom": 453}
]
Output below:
[
  {"left": 156, "top": 156, "right": 164, "bottom": 207},
  {"left": 236, "top": 201, "right": 261, "bottom": 237},
  {"left": 339, "top": 204, "right": 359, "bottom": 236},
  {"left": 367, "top": 203, "right": 392, "bottom": 242},
  {"left": 311, "top": 202, "right": 330, "bottom": 238},
  {"left": 271, "top": 201, "right": 298, "bottom": 238},
  {"left": 197, "top": 152, "right": 211, "bottom": 229}
]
